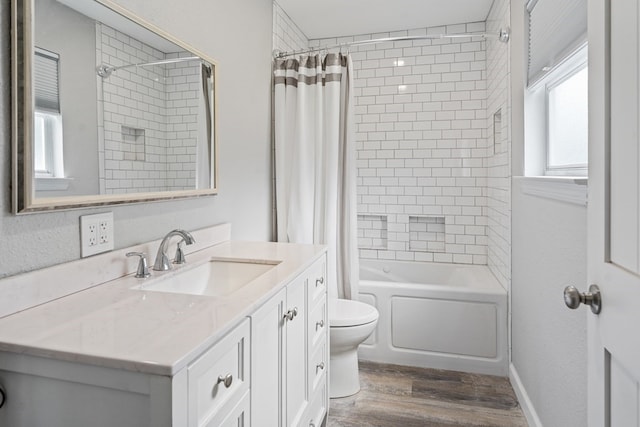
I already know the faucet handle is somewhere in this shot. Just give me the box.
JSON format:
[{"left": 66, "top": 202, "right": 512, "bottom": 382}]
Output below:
[
  {"left": 126, "top": 252, "right": 151, "bottom": 278},
  {"left": 174, "top": 241, "right": 186, "bottom": 264}
]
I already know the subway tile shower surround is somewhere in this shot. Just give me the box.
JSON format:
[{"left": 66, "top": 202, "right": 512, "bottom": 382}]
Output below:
[
  {"left": 273, "top": 1, "right": 511, "bottom": 287},
  {"left": 311, "top": 23, "right": 489, "bottom": 265}
]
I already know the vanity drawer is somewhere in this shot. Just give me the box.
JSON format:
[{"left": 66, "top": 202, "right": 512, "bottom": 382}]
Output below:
[
  {"left": 188, "top": 318, "right": 250, "bottom": 427},
  {"left": 307, "top": 256, "right": 326, "bottom": 308},
  {"left": 307, "top": 339, "right": 327, "bottom": 395},
  {"left": 303, "top": 377, "right": 327, "bottom": 427},
  {"left": 308, "top": 298, "right": 327, "bottom": 351}
]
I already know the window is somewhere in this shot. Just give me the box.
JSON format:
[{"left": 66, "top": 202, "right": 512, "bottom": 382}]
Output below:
[
  {"left": 525, "top": 46, "right": 588, "bottom": 177},
  {"left": 34, "top": 47, "right": 65, "bottom": 179},
  {"left": 546, "top": 61, "right": 588, "bottom": 175},
  {"left": 34, "top": 111, "right": 64, "bottom": 178}
]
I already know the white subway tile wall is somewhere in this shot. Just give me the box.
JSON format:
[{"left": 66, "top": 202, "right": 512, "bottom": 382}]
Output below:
[
  {"left": 486, "top": 0, "right": 511, "bottom": 289},
  {"left": 273, "top": 1, "right": 309, "bottom": 53},
  {"left": 164, "top": 52, "right": 200, "bottom": 191},
  {"left": 271, "top": 5, "right": 512, "bottom": 274},
  {"left": 97, "top": 23, "right": 199, "bottom": 194},
  {"left": 311, "top": 23, "right": 488, "bottom": 264}
]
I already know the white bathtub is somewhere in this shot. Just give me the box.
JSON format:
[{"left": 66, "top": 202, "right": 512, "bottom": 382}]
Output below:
[{"left": 358, "top": 259, "right": 508, "bottom": 376}]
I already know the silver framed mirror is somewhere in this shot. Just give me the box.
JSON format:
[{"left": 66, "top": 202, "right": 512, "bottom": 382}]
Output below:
[{"left": 12, "top": 0, "right": 218, "bottom": 213}]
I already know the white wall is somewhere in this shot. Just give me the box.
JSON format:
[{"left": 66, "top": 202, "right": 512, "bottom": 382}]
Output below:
[
  {"left": 0, "top": 0, "right": 273, "bottom": 278},
  {"left": 511, "top": 184, "right": 588, "bottom": 427}
]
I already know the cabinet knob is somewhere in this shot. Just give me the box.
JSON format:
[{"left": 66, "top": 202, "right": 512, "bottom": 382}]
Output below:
[
  {"left": 310, "top": 422, "right": 315, "bottom": 427},
  {"left": 217, "top": 374, "right": 233, "bottom": 388},
  {"left": 316, "top": 362, "right": 325, "bottom": 371},
  {"left": 316, "top": 320, "right": 324, "bottom": 330},
  {"left": 284, "top": 307, "right": 299, "bottom": 321},
  {"left": 315, "top": 277, "right": 324, "bottom": 287}
]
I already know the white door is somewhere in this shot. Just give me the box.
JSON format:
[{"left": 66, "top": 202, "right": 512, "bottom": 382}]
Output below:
[{"left": 587, "top": 0, "right": 640, "bottom": 425}]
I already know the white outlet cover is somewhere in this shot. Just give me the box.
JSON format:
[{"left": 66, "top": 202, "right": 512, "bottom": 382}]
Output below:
[{"left": 80, "top": 212, "right": 114, "bottom": 257}]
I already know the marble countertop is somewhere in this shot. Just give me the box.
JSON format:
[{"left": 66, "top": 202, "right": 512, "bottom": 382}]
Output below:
[{"left": 0, "top": 240, "right": 326, "bottom": 376}]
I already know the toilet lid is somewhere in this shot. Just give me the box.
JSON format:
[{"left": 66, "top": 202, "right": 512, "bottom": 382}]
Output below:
[{"left": 329, "top": 299, "right": 379, "bottom": 327}]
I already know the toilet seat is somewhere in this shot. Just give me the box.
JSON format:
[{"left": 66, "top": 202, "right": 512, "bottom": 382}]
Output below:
[{"left": 329, "top": 299, "right": 379, "bottom": 327}]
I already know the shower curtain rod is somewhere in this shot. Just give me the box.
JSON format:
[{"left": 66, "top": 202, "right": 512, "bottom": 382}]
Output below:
[
  {"left": 96, "top": 56, "right": 201, "bottom": 78},
  {"left": 273, "top": 28, "right": 510, "bottom": 59}
]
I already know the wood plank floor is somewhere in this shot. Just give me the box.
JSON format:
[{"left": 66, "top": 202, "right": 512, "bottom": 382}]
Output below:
[{"left": 327, "top": 361, "right": 528, "bottom": 427}]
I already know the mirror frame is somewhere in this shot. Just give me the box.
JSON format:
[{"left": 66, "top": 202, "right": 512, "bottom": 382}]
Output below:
[{"left": 11, "top": 0, "right": 219, "bottom": 214}]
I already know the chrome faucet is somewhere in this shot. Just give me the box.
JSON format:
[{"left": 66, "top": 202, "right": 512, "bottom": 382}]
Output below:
[{"left": 153, "top": 229, "right": 196, "bottom": 271}]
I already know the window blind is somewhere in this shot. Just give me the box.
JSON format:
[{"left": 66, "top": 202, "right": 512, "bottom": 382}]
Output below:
[
  {"left": 527, "top": 0, "right": 587, "bottom": 87},
  {"left": 34, "top": 48, "right": 60, "bottom": 112}
]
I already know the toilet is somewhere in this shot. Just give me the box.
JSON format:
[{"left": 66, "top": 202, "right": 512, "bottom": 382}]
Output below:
[{"left": 329, "top": 298, "right": 379, "bottom": 398}]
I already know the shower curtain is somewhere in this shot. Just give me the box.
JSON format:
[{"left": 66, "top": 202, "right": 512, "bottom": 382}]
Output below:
[{"left": 273, "top": 53, "right": 359, "bottom": 300}]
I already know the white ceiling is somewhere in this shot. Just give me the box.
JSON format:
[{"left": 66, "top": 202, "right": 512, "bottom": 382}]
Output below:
[{"left": 277, "top": 0, "right": 495, "bottom": 40}]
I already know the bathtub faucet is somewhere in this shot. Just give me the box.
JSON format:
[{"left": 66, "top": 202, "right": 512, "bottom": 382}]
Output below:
[{"left": 153, "top": 229, "right": 195, "bottom": 271}]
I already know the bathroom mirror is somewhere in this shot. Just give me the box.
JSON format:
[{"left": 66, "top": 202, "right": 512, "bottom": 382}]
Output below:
[{"left": 11, "top": 0, "right": 218, "bottom": 213}]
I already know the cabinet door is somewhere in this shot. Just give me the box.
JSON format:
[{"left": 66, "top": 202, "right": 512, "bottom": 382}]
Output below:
[
  {"left": 188, "top": 319, "right": 250, "bottom": 427},
  {"left": 285, "top": 276, "right": 308, "bottom": 427},
  {"left": 205, "top": 390, "right": 250, "bottom": 427},
  {"left": 250, "top": 288, "right": 286, "bottom": 427}
]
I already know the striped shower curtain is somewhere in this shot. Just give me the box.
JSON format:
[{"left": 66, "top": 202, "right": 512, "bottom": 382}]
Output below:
[{"left": 273, "top": 53, "right": 359, "bottom": 300}]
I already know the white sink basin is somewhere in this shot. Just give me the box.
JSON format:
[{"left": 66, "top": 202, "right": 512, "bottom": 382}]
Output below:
[{"left": 132, "top": 259, "right": 280, "bottom": 297}]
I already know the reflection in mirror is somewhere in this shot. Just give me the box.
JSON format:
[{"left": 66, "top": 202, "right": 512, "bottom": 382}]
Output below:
[{"left": 12, "top": 0, "right": 218, "bottom": 213}]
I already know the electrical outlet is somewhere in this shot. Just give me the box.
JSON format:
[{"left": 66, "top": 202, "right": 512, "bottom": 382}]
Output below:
[
  {"left": 99, "top": 219, "right": 111, "bottom": 244},
  {"left": 80, "top": 212, "right": 114, "bottom": 257},
  {"left": 88, "top": 224, "right": 97, "bottom": 246}
]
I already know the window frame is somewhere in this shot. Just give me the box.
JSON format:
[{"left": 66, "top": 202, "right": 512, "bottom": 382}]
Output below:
[
  {"left": 526, "top": 44, "right": 588, "bottom": 178},
  {"left": 33, "top": 46, "right": 66, "bottom": 181}
]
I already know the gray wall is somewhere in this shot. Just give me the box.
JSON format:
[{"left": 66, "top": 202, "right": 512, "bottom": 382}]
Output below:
[
  {"left": 0, "top": 0, "right": 273, "bottom": 278},
  {"left": 35, "top": 0, "right": 99, "bottom": 197},
  {"left": 509, "top": 1, "right": 588, "bottom": 425},
  {"left": 511, "top": 184, "right": 587, "bottom": 426}
]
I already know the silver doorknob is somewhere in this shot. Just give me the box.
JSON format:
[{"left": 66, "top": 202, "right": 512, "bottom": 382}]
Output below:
[{"left": 564, "top": 285, "right": 602, "bottom": 314}]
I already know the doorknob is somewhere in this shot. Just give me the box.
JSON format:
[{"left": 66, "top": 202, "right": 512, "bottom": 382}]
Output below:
[{"left": 564, "top": 284, "right": 602, "bottom": 314}]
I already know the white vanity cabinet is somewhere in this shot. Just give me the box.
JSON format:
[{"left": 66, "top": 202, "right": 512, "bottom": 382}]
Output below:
[
  {"left": 0, "top": 318, "right": 250, "bottom": 427},
  {"left": 251, "top": 255, "right": 328, "bottom": 427},
  {"left": 0, "top": 233, "right": 327, "bottom": 427}
]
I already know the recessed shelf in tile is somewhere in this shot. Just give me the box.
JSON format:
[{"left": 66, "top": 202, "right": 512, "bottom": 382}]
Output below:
[
  {"left": 121, "top": 126, "right": 145, "bottom": 162},
  {"left": 409, "top": 216, "right": 445, "bottom": 252},
  {"left": 358, "top": 214, "right": 388, "bottom": 249}
]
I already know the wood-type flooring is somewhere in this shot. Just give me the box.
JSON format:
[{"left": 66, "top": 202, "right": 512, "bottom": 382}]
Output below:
[{"left": 327, "top": 361, "right": 528, "bottom": 427}]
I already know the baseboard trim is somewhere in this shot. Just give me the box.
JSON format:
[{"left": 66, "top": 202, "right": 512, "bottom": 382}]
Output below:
[{"left": 509, "top": 363, "right": 544, "bottom": 427}]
